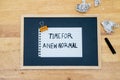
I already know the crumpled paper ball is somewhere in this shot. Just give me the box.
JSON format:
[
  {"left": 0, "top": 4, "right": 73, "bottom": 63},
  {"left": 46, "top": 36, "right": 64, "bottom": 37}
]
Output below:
[
  {"left": 76, "top": 3, "right": 91, "bottom": 12},
  {"left": 101, "top": 20, "right": 117, "bottom": 34}
]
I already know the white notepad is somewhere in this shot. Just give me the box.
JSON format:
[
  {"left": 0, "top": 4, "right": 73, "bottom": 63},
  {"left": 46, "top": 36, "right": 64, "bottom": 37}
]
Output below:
[{"left": 38, "top": 27, "right": 82, "bottom": 57}]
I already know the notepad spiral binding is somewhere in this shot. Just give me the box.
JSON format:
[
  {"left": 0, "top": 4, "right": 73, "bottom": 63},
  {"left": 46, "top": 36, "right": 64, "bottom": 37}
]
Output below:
[{"left": 38, "top": 29, "right": 41, "bottom": 57}]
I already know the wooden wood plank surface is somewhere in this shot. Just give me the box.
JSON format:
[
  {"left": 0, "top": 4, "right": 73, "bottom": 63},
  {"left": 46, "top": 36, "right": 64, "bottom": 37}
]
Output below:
[{"left": 0, "top": 0, "right": 120, "bottom": 80}]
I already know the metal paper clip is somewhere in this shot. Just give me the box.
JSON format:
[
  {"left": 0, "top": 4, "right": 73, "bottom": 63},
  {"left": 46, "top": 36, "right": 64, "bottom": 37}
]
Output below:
[
  {"left": 39, "top": 21, "right": 48, "bottom": 32},
  {"left": 39, "top": 21, "right": 45, "bottom": 27}
]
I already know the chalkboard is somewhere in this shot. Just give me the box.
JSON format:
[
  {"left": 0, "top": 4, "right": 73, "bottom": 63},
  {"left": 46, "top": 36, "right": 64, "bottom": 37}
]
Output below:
[{"left": 21, "top": 15, "right": 101, "bottom": 69}]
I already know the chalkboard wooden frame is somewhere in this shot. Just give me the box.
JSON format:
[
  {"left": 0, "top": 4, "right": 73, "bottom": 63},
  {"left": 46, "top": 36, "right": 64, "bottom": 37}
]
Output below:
[{"left": 21, "top": 15, "right": 101, "bottom": 69}]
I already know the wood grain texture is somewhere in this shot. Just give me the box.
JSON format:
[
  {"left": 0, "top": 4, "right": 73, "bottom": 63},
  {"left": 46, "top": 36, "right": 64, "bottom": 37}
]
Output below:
[{"left": 0, "top": 0, "right": 120, "bottom": 80}]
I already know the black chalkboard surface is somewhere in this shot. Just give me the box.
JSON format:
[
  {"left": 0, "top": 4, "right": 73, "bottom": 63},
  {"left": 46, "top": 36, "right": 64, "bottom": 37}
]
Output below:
[{"left": 21, "top": 15, "right": 101, "bottom": 69}]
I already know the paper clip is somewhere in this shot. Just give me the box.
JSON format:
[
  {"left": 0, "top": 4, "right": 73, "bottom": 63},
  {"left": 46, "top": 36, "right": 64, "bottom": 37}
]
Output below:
[{"left": 39, "top": 21, "right": 48, "bottom": 32}]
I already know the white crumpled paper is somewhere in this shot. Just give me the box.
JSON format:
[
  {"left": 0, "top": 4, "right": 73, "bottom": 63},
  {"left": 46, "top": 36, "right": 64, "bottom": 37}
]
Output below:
[
  {"left": 76, "top": 0, "right": 91, "bottom": 13},
  {"left": 101, "top": 20, "right": 117, "bottom": 34}
]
